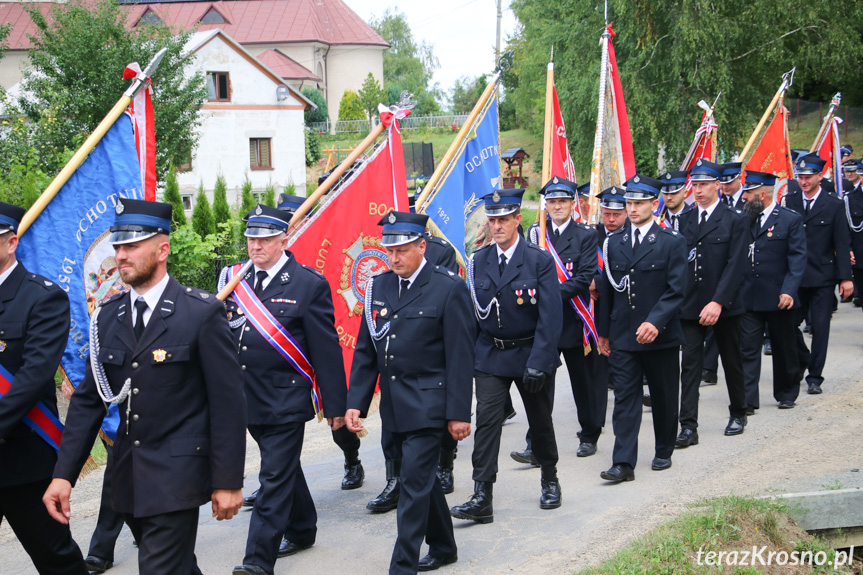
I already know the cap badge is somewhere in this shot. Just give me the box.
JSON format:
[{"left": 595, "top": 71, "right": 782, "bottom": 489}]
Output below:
[
  {"left": 665, "top": 174, "right": 671, "bottom": 180},
  {"left": 552, "top": 176, "right": 559, "bottom": 184},
  {"left": 634, "top": 176, "right": 640, "bottom": 183},
  {"left": 388, "top": 212, "right": 397, "bottom": 224},
  {"left": 255, "top": 205, "right": 263, "bottom": 216},
  {"left": 492, "top": 190, "right": 501, "bottom": 203},
  {"left": 696, "top": 158, "right": 703, "bottom": 166},
  {"left": 115, "top": 199, "right": 124, "bottom": 214}
]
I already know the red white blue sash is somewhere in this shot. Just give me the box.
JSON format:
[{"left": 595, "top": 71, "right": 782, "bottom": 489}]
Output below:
[
  {"left": 0, "top": 364, "right": 64, "bottom": 450},
  {"left": 545, "top": 228, "right": 599, "bottom": 349},
  {"left": 227, "top": 263, "right": 323, "bottom": 420}
]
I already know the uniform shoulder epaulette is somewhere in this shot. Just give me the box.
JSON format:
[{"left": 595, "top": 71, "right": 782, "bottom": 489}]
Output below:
[
  {"left": 525, "top": 241, "right": 544, "bottom": 251},
  {"left": 823, "top": 192, "right": 843, "bottom": 203},
  {"left": 181, "top": 285, "right": 216, "bottom": 302},
  {"left": 658, "top": 225, "right": 678, "bottom": 236},
  {"left": 301, "top": 264, "right": 326, "bottom": 279},
  {"left": 27, "top": 272, "right": 62, "bottom": 291},
  {"left": 607, "top": 227, "right": 625, "bottom": 237},
  {"left": 734, "top": 208, "right": 743, "bottom": 214},
  {"left": 98, "top": 291, "right": 126, "bottom": 307},
  {"left": 581, "top": 222, "right": 592, "bottom": 230},
  {"left": 433, "top": 265, "right": 459, "bottom": 279}
]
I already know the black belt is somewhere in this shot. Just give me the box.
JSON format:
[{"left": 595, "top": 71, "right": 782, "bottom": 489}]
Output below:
[{"left": 481, "top": 332, "right": 535, "bottom": 350}]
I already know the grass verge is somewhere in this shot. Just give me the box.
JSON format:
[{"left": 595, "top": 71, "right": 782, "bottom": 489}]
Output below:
[{"left": 575, "top": 496, "right": 855, "bottom": 575}]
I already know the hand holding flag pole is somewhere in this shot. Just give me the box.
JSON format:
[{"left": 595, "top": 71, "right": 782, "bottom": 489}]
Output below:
[{"left": 18, "top": 48, "right": 167, "bottom": 238}]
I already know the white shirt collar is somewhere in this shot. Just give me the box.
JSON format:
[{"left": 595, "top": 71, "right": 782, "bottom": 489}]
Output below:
[
  {"left": 760, "top": 201, "right": 777, "bottom": 226},
  {"left": 667, "top": 204, "right": 686, "bottom": 216},
  {"left": 803, "top": 186, "right": 822, "bottom": 206},
  {"left": 0, "top": 260, "right": 18, "bottom": 287},
  {"left": 552, "top": 219, "right": 571, "bottom": 235},
  {"left": 631, "top": 220, "right": 654, "bottom": 246},
  {"left": 731, "top": 188, "right": 744, "bottom": 205},
  {"left": 496, "top": 235, "right": 520, "bottom": 263},
  {"left": 401, "top": 257, "right": 427, "bottom": 288},
  {"left": 698, "top": 198, "right": 721, "bottom": 221},
  {"left": 254, "top": 251, "right": 289, "bottom": 291},
  {"left": 129, "top": 272, "right": 170, "bottom": 325}
]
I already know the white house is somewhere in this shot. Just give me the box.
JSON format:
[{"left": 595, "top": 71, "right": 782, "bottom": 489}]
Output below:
[{"left": 177, "top": 28, "right": 313, "bottom": 210}]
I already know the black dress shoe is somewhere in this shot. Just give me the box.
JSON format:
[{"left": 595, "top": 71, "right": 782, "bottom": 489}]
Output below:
[
  {"left": 367, "top": 478, "right": 400, "bottom": 512},
  {"left": 803, "top": 323, "right": 811, "bottom": 333},
  {"left": 807, "top": 383, "right": 822, "bottom": 394},
  {"left": 854, "top": 297, "right": 862, "bottom": 307},
  {"left": 540, "top": 478, "right": 562, "bottom": 509},
  {"left": 745, "top": 407, "right": 755, "bottom": 416},
  {"left": 502, "top": 408, "right": 517, "bottom": 423},
  {"left": 242, "top": 489, "right": 258, "bottom": 508},
  {"left": 763, "top": 341, "right": 773, "bottom": 355},
  {"left": 724, "top": 415, "right": 747, "bottom": 436},
  {"left": 417, "top": 553, "right": 458, "bottom": 571},
  {"left": 510, "top": 449, "right": 539, "bottom": 466},
  {"left": 450, "top": 481, "right": 493, "bottom": 523},
  {"left": 651, "top": 457, "right": 672, "bottom": 471},
  {"left": 642, "top": 394, "right": 652, "bottom": 407},
  {"left": 83, "top": 556, "right": 113, "bottom": 574},
  {"left": 600, "top": 464, "right": 634, "bottom": 483},
  {"left": 437, "top": 465, "right": 455, "bottom": 494},
  {"left": 233, "top": 565, "right": 268, "bottom": 575},
  {"left": 675, "top": 428, "right": 699, "bottom": 447},
  {"left": 778, "top": 400, "right": 795, "bottom": 409},
  {"left": 277, "top": 539, "right": 313, "bottom": 558},
  {"left": 341, "top": 460, "right": 364, "bottom": 490},
  {"left": 701, "top": 370, "right": 718, "bottom": 384},
  {"left": 576, "top": 442, "right": 597, "bottom": 457}
]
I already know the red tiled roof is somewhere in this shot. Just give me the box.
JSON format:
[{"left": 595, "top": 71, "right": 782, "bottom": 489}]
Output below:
[
  {"left": 256, "top": 49, "right": 320, "bottom": 81},
  {"left": 0, "top": 0, "right": 388, "bottom": 51}
]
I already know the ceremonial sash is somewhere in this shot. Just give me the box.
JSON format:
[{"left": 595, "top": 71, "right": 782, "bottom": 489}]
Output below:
[
  {"left": 227, "top": 264, "right": 324, "bottom": 420},
  {"left": 545, "top": 229, "right": 599, "bottom": 351},
  {"left": 0, "top": 363, "right": 64, "bottom": 450}
]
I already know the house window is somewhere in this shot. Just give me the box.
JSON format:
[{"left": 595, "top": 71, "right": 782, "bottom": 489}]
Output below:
[
  {"left": 181, "top": 195, "right": 193, "bottom": 210},
  {"left": 207, "top": 72, "right": 230, "bottom": 102},
  {"left": 200, "top": 8, "right": 226, "bottom": 24},
  {"left": 250, "top": 138, "right": 273, "bottom": 170},
  {"left": 137, "top": 9, "right": 163, "bottom": 27}
]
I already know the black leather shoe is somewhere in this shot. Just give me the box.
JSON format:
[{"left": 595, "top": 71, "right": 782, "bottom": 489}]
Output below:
[
  {"left": 803, "top": 323, "right": 811, "bottom": 333},
  {"left": 437, "top": 465, "right": 454, "bottom": 494},
  {"left": 701, "top": 370, "right": 718, "bottom": 384},
  {"left": 763, "top": 341, "right": 773, "bottom": 355},
  {"left": 83, "top": 556, "right": 113, "bottom": 574},
  {"left": 576, "top": 442, "right": 596, "bottom": 457},
  {"left": 854, "top": 297, "right": 862, "bottom": 308},
  {"left": 778, "top": 400, "right": 795, "bottom": 409},
  {"left": 745, "top": 407, "right": 755, "bottom": 416},
  {"left": 277, "top": 539, "right": 313, "bottom": 558},
  {"left": 367, "top": 478, "right": 400, "bottom": 512},
  {"left": 642, "top": 394, "right": 652, "bottom": 407},
  {"left": 807, "top": 383, "right": 822, "bottom": 394},
  {"left": 341, "top": 460, "right": 364, "bottom": 490},
  {"left": 242, "top": 489, "right": 258, "bottom": 508},
  {"left": 651, "top": 457, "right": 672, "bottom": 471},
  {"left": 233, "top": 565, "right": 268, "bottom": 575},
  {"left": 540, "top": 478, "right": 562, "bottom": 509},
  {"left": 510, "top": 449, "right": 539, "bottom": 467},
  {"left": 675, "top": 428, "right": 699, "bottom": 447},
  {"left": 417, "top": 553, "right": 458, "bottom": 571},
  {"left": 600, "top": 464, "right": 634, "bottom": 483},
  {"left": 450, "top": 481, "right": 493, "bottom": 523},
  {"left": 724, "top": 415, "right": 747, "bottom": 436},
  {"left": 503, "top": 408, "right": 517, "bottom": 423}
]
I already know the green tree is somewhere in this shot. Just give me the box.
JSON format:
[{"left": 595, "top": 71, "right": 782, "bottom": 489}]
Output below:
[
  {"left": 305, "top": 129, "right": 320, "bottom": 167},
  {"left": 162, "top": 163, "right": 187, "bottom": 226},
  {"left": 191, "top": 183, "right": 215, "bottom": 238},
  {"left": 358, "top": 73, "right": 384, "bottom": 130},
  {"left": 240, "top": 177, "right": 256, "bottom": 213},
  {"left": 450, "top": 75, "right": 487, "bottom": 114},
  {"left": 18, "top": 0, "right": 206, "bottom": 182},
  {"left": 301, "top": 87, "right": 329, "bottom": 125},
  {"left": 263, "top": 182, "right": 276, "bottom": 207},
  {"left": 507, "top": 0, "right": 863, "bottom": 174},
  {"left": 212, "top": 174, "right": 230, "bottom": 226},
  {"left": 338, "top": 90, "right": 366, "bottom": 123}
]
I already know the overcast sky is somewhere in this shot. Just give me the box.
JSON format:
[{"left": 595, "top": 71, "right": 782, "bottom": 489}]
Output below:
[{"left": 344, "top": 0, "right": 518, "bottom": 98}]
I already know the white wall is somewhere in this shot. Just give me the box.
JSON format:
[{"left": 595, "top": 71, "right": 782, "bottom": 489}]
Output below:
[{"left": 326, "top": 45, "right": 384, "bottom": 125}]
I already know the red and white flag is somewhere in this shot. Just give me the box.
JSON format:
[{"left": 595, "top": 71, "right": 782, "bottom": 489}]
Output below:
[
  {"left": 548, "top": 85, "right": 580, "bottom": 219},
  {"left": 746, "top": 105, "right": 795, "bottom": 202},
  {"left": 123, "top": 63, "right": 156, "bottom": 201},
  {"left": 817, "top": 116, "right": 843, "bottom": 193},
  {"left": 681, "top": 110, "right": 718, "bottom": 203}
]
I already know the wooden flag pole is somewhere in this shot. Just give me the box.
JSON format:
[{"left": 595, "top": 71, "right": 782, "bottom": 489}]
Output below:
[
  {"left": 537, "top": 58, "right": 555, "bottom": 249},
  {"left": 808, "top": 92, "right": 841, "bottom": 154},
  {"left": 739, "top": 69, "right": 794, "bottom": 162},
  {"left": 18, "top": 48, "right": 167, "bottom": 238}
]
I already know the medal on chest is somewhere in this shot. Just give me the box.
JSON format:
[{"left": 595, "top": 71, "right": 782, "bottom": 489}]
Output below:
[
  {"left": 529, "top": 289, "right": 537, "bottom": 305},
  {"left": 515, "top": 289, "right": 524, "bottom": 305}
]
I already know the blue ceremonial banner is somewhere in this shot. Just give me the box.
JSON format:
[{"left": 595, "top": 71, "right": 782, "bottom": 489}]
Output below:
[
  {"left": 17, "top": 114, "right": 143, "bottom": 442},
  {"left": 423, "top": 96, "right": 501, "bottom": 262}
]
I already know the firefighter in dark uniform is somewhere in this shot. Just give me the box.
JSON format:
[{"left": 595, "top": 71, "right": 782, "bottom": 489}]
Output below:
[
  {"left": 346, "top": 211, "right": 474, "bottom": 574},
  {"left": 846, "top": 162, "right": 863, "bottom": 305},
  {"left": 597, "top": 176, "right": 687, "bottom": 481},
  {"left": 46, "top": 199, "right": 247, "bottom": 575},
  {"left": 224, "top": 204, "right": 347, "bottom": 575},
  {"left": 517, "top": 177, "right": 603, "bottom": 459},
  {"left": 450, "top": 189, "right": 563, "bottom": 523},
  {"left": 738, "top": 171, "right": 806, "bottom": 409},
  {"left": 783, "top": 154, "right": 854, "bottom": 394},
  {"left": 0, "top": 202, "right": 87, "bottom": 575},
  {"left": 658, "top": 171, "right": 693, "bottom": 231}
]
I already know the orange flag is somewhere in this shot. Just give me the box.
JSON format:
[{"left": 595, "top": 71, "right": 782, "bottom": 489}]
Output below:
[{"left": 746, "top": 105, "right": 795, "bottom": 201}]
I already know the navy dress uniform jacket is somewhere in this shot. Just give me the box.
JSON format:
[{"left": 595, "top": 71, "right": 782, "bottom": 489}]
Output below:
[
  {"left": 424, "top": 231, "right": 459, "bottom": 273},
  {"left": 783, "top": 189, "right": 853, "bottom": 286},
  {"left": 472, "top": 237, "right": 562, "bottom": 377},
  {"left": 846, "top": 187, "right": 863, "bottom": 269},
  {"left": 742, "top": 207, "right": 807, "bottom": 311},
  {"left": 227, "top": 254, "right": 346, "bottom": 424},
  {"left": 678, "top": 202, "right": 749, "bottom": 319},
  {"left": 0, "top": 265, "right": 70, "bottom": 487},
  {"left": 597, "top": 224, "right": 688, "bottom": 351},
  {"left": 528, "top": 220, "right": 598, "bottom": 348},
  {"left": 54, "top": 277, "right": 247, "bottom": 518},
  {"left": 349, "top": 263, "right": 475, "bottom": 431}
]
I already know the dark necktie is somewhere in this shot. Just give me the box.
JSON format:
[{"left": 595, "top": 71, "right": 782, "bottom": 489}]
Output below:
[
  {"left": 758, "top": 213, "right": 764, "bottom": 229},
  {"left": 133, "top": 297, "right": 148, "bottom": 341},
  {"left": 553, "top": 228, "right": 560, "bottom": 240},
  {"left": 633, "top": 228, "right": 641, "bottom": 253},
  {"left": 699, "top": 210, "right": 708, "bottom": 229},
  {"left": 499, "top": 253, "right": 507, "bottom": 276},
  {"left": 669, "top": 214, "right": 677, "bottom": 230},
  {"left": 805, "top": 199, "right": 812, "bottom": 216},
  {"left": 399, "top": 279, "right": 410, "bottom": 299},
  {"left": 254, "top": 270, "right": 268, "bottom": 297}
]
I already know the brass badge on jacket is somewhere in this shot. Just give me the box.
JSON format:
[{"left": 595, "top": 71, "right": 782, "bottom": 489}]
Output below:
[
  {"left": 153, "top": 349, "right": 167, "bottom": 362},
  {"left": 0, "top": 340, "right": 6, "bottom": 352}
]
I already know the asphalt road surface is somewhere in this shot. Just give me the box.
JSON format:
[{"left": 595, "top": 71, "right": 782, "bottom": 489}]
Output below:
[{"left": 3, "top": 302, "right": 863, "bottom": 574}]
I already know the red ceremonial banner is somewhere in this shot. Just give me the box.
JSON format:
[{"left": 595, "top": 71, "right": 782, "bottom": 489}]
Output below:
[
  {"left": 746, "top": 106, "right": 795, "bottom": 201},
  {"left": 550, "top": 86, "right": 580, "bottom": 220}
]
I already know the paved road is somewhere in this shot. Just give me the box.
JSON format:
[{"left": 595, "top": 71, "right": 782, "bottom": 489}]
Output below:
[{"left": 4, "top": 302, "right": 863, "bottom": 574}]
